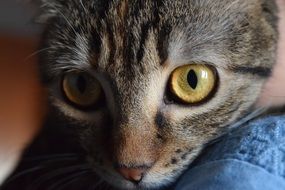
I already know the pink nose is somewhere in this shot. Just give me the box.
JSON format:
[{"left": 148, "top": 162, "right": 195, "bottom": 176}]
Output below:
[{"left": 117, "top": 167, "right": 148, "bottom": 183}]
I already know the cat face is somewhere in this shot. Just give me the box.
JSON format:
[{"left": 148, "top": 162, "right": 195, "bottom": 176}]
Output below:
[{"left": 38, "top": 0, "right": 277, "bottom": 189}]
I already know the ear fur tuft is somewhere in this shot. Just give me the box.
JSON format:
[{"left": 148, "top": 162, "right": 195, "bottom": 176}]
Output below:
[{"left": 29, "top": 0, "right": 62, "bottom": 23}]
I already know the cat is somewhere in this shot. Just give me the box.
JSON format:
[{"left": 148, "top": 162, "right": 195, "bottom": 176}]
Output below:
[{"left": 3, "top": 0, "right": 279, "bottom": 190}]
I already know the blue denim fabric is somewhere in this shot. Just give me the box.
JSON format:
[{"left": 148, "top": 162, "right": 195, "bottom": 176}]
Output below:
[{"left": 175, "top": 115, "right": 285, "bottom": 190}]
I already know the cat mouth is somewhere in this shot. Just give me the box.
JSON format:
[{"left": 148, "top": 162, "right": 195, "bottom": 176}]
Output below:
[
  {"left": 93, "top": 165, "right": 165, "bottom": 190},
  {"left": 93, "top": 164, "right": 180, "bottom": 190},
  {"left": 91, "top": 165, "right": 136, "bottom": 189}
]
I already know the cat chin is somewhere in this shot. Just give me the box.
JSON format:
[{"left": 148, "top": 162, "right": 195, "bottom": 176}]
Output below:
[
  {"left": 105, "top": 177, "right": 175, "bottom": 190},
  {"left": 95, "top": 166, "right": 179, "bottom": 190},
  {"left": 90, "top": 147, "right": 202, "bottom": 189}
]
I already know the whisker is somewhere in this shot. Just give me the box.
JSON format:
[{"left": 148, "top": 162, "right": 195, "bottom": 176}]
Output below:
[
  {"left": 79, "top": 0, "right": 88, "bottom": 14},
  {"left": 48, "top": 171, "right": 90, "bottom": 190},
  {"left": 230, "top": 107, "right": 268, "bottom": 129},
  {"left": 4, "top": 166, "right": 43, "bottom": 185},
  {"left": 207, "top": 106, "right": 269, "bottom": 146},
  {"left": 45, "top": 1, "right": 80, "bottom": 36},
  {"left": 30, "top": 164, "right": 90, "bottom": 190},
  {"left": 4, "top": 155, "right": 82, "bottom": 185},
  {"left": 24, "top": 47, "right": 54, "bottom": 62},
  {"left": 43, "top": 2, "right": 85, "bottom": 42},
  {"left": 23, "top": 153, "right": 78, "bottom": 162},
  {"left": 25, "top": 157, "right": 79, "bottom": 167}
]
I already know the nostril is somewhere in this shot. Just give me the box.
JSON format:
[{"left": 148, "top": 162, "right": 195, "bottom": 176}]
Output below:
[
  {"left": 117, "top": 167, "right": 145, "bottom": 183},
  {"left": 115, "top": 165, "right": 152, "bottom": 184}
]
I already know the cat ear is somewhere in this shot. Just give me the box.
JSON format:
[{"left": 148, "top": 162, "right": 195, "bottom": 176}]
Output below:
[{"left": 29, "top": 0, "right": 63, "bottom": 23}]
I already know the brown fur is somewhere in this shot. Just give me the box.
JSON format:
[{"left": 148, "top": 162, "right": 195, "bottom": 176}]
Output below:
[{"left": 37, "top": 0, "right": 278, "bottom": 189}]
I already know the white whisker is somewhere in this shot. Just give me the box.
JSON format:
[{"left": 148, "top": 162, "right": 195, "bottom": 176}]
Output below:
[
  {"left": 230, "top": 107, "right": 268, "bottom": 129},
  {"left": 30, "top": 164, "right": 90, "bottom": 190},
  {"left": 24, "top": 47, "right": 54, "bottom": 62},
  {"left": 80, "top": 0, "right": 88, "bottom": 14},
  {"left": 50, "top": 171, "right": 89, "bottom": 190},
  {"left": 43, "top": 2, "right": 85, "bottom": 42}
]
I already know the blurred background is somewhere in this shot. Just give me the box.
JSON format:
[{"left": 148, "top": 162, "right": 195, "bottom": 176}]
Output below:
[
  {"left": 0, "top": 0, "right": 46, "bottom": 184},
  {"left": 0, "top": 1, "right": 40, "bottom": 35}
]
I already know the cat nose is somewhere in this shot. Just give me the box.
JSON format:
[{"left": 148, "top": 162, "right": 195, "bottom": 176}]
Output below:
[{"left": 116, "top": 165, "right": 150, "bottom": 183}]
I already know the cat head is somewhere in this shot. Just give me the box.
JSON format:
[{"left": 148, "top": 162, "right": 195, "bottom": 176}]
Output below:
[{"left": 37, "top": 0, "right": 278, "bottom": 189}]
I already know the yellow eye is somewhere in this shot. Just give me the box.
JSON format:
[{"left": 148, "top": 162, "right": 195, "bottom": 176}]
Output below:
[
  {"left": 62, "top": 72, "right": 103, "bottom": 108},
  {"left": 169, "top": 64, "right": 217, "bottom": 104}
]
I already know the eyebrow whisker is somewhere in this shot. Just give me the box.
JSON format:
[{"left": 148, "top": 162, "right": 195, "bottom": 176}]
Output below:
[
  {"left": 42, "top": 1, "right": 85, "bottom": 43},
  {"left": 24, "top": 47, "right": 54, "bottom": 62}
]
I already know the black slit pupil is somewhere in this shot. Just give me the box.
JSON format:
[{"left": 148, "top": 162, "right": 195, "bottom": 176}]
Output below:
[
  {"left": 187, "top": 70, "right": 198, "bottom": 89},
  {"left": 77, "top": 75, "right": 87, "bottom": 94}
]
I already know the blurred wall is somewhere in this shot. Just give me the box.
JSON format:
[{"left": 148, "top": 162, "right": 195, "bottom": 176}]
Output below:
[
  {"left": 0, "top": 0, "right": 40, "bottom": 36},
  {"left": 0, "top": 1, "right": 45, "bottom": 185}
]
